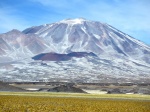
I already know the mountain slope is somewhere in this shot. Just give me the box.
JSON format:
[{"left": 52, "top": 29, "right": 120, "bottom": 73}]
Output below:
[
  {"left": 0, "top": 18, "right": 150, "bottom": 82},
  {"left": 0, "top": 29, "right": 47, "bottom": 62},
  {"left": 23, "top": 18, "right": 150, "bottom": 64}
]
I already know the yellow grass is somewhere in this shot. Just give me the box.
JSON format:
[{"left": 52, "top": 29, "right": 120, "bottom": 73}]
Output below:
[
  {"left": 0, "top": 92, "right": 150, "bottom": 112},
  {"left": 0, "top": 92, "right": 150, "bottom": 100}
]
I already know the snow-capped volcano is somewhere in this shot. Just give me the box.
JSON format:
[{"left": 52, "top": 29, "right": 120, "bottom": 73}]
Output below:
[
  {"left": 0, "top": 18, "right": 150, "bottom": 82},
  {"left": 23, "top": 18, "right": 150, "bottom": 64}
]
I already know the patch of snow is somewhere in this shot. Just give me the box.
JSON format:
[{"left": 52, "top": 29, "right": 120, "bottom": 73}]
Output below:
[
  {"left": 93, "top": 34, "right": 101, "bottom": 40},
  {"left": 59, "top": 18, "right": 87, "bottom": 25},
  {"left": 25, "top": 88, "right": 39, "bottom": 91},
  {"left": 83, "top": 89, "right": 107, "bottom": 94}
]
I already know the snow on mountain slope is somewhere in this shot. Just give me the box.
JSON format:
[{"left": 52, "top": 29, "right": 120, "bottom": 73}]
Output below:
[
  {"left": 0, "top": 18, "right": 150, "bottom": 82},
  {"left": 23, "top": 18, "right": 150, "bottom": 64},
  {"left": 59, "top": 18, "right": 86, "bottom": 25},
  {"left": 0, "top": 29, "right": 48, "bottom": 62},
  {"left": 0, "top": 55, "right": 150, "bottom": 83}
]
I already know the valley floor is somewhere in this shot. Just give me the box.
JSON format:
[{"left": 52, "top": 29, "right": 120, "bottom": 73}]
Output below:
[{"left": 0, "top": 92, "right": 150, "bottom": 112}]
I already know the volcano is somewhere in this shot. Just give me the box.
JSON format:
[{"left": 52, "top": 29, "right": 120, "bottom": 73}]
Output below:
[{"left": 0, "top": 18, "right": 150, "bottom": 83}]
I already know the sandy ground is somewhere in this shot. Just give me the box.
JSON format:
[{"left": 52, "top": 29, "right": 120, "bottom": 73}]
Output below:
[{"left": 83, "top": 89, "right": 107, "bottom": 94}]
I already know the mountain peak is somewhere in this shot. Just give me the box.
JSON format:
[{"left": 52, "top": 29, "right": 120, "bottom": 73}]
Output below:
[
  {"left": 7, "top": 29, "right": 21, "bottom": 34},
  {"left": 59, "top": 18, "right": 88, "bottom": 25}
]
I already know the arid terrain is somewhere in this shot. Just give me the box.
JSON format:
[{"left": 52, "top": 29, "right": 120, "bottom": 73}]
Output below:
[
  {"left": 0, "top": 81, "right": 150, "bottom": 112},
  {"left": 1, "top": 81, "right": 148, "bottom": 95},
  {"left": 0, "top": 92, "right": 150, "bottom": 112}
]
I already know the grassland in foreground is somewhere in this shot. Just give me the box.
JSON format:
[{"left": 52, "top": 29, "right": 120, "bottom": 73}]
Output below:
[{"left": 0, "top": 92, "right": 150, "bottom": 112}]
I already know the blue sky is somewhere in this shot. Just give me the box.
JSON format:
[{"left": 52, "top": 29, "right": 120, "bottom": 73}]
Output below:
[{"left": 0, "top": 0, "right": 150, "bottom": 45}]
